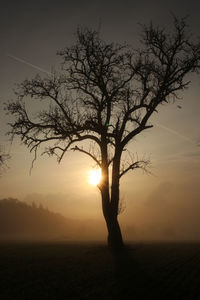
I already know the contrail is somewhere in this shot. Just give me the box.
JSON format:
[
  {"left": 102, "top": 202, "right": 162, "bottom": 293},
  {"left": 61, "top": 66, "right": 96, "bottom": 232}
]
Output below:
[
  {"left": 6, "top": 54, "right": 52, "bottom": 76},
  {"left": 154, "top": 122, "right": 195, "bottom": 145}
]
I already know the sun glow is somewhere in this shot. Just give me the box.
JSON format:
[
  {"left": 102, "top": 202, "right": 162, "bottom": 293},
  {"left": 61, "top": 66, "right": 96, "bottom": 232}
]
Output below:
[{"left": 89, "top": 169, "right": 102, "bottom": 186}]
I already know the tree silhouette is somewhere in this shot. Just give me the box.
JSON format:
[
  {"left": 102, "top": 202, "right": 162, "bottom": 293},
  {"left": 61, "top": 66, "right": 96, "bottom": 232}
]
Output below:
[{"left": 5, "top": 17, "right": 200, "bottom": 249}]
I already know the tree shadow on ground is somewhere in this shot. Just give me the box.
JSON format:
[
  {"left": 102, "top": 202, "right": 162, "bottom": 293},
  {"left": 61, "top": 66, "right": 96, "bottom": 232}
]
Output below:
[{"left": 110, "top": 245, "right": 162, "bottom": 299}]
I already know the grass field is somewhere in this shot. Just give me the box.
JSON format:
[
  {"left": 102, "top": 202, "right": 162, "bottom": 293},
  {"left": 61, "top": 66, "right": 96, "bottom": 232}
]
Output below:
[{"left": 0, "top": 241, "right": 200, "bottom": 299}]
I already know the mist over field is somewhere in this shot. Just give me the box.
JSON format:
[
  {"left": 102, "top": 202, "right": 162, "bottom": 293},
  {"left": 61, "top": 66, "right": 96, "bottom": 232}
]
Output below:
[{"left": 1, "top": 188, "right": 200, "bottom": 243}]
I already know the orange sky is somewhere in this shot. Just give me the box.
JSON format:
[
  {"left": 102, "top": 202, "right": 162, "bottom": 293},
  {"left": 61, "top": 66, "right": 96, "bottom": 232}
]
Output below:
[{"left": 0, "top": 0, "right": 200, "bottom": 240}]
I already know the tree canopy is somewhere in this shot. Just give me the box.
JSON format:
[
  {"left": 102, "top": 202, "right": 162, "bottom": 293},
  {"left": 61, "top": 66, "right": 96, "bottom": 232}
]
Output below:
[
  {"left": 6, "top": 18, "right": 200, "bottom": 173},
  {"left": 5, "top": 16, "right": 200, "bottom": 249}
]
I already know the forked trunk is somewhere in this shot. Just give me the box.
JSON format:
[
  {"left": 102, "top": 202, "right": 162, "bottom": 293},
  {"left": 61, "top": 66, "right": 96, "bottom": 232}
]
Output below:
[
  {"left": 100, "top": 138, "right": 123, "bottom": 250},
  {"left": 105, "top": 212, "right": 124, "bottom": 250},
  {"left": 106, "top": 149, "right": 123, "bottom": 250},
  {"left": 101, "top": 192, "right": 124, "bottom": 250}
]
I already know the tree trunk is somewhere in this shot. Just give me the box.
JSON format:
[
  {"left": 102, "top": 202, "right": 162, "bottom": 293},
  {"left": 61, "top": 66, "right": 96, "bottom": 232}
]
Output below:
[
  {"left": 101, "top": 192, "right": 124, "bottom": 250},
  {"left": 100, "top": 136, "right": 124, "bottom": 250},
  {"left": 106, "top": 211, "right": 124, "bottom": 250},
  {"left": 105, "top": 148, "right": 123, "bottom": 250}
]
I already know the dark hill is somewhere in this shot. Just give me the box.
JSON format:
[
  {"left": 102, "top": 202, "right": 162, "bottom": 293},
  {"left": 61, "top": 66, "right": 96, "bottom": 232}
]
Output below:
[
  {"left": 0, "top": 198, "right": 69, "bottom": 239},
  {"left": 0, "top": 198, "right": 105, "bottom": 241}
]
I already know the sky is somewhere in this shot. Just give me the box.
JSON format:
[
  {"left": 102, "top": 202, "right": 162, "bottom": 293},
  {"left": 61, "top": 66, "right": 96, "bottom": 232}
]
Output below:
[{"left": 0, "top": 0, "right": 200, "bottom": 241}]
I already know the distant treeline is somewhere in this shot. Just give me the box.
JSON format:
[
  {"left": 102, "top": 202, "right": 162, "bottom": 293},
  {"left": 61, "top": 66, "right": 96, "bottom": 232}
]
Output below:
[{"left": 0, "top": 198, "right": 105, "bottom": 241}]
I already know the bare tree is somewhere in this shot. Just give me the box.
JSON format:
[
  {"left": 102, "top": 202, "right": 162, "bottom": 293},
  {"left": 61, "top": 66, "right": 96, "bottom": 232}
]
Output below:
[{"left": 5, "top": 17, "right": 200, "bottom": 249}]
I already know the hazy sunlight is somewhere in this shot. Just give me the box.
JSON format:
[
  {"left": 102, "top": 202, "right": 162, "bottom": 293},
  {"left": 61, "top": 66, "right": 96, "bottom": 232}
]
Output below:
[{"left": 89, "top": 169, "right": 102, "bottom": 186}]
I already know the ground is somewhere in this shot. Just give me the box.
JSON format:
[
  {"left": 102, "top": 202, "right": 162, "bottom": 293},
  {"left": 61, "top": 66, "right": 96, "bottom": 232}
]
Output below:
[{"left": 0, "top": 241, "right": 200, "bottom": 299}]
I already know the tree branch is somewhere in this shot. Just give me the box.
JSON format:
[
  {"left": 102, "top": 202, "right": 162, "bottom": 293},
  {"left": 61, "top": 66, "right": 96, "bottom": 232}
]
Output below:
[
  {"left": 71, "top": 145, "right": 101, "bottom": 167},
  {"left": 119, "top": 158, "right": 150, "bottom": 178}
]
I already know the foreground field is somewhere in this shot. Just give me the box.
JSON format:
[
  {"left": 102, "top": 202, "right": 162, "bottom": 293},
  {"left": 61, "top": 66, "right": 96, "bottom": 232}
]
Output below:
[{"left": 0, "top": 241, "right": 200, "bottom": 299}]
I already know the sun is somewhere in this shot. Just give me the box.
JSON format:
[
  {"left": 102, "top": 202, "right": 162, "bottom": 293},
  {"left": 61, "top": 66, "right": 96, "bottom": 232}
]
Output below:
[{"left": 89, "top": 169, "right": 102, "bottom": 186}]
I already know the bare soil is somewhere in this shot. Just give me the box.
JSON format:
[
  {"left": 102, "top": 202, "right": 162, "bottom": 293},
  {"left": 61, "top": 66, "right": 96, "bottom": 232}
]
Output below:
[{"left": 0, "top": 241, "right": 200, "bottom": 299}]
